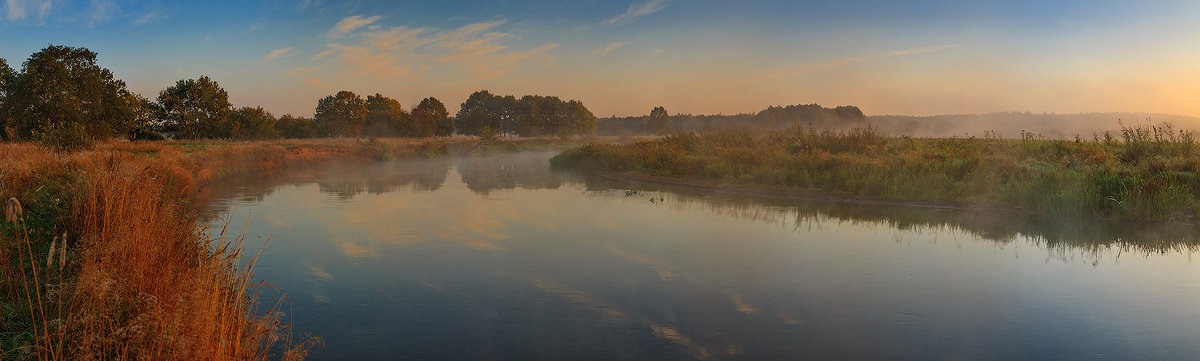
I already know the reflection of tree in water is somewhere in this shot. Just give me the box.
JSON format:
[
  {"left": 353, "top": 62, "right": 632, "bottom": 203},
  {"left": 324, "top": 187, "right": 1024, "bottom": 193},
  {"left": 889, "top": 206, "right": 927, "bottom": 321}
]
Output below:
[
  {"left": 205, "top": 152, "right": 1200, "bottom": 259},
  {"left": 315, "top": 159, "right": 451, "bottom": 199},
  {"left": 454, "top": 153, "right": 563, "bottom": 195},
  {"left": 593, "top": 183, "right": 1200, "bottom": 260},
  {"left": 206, "top": 158, "right": 451, "bottom": 206},
  {"left": 362, "top": 158, "right": 450, "bottom": 194}
]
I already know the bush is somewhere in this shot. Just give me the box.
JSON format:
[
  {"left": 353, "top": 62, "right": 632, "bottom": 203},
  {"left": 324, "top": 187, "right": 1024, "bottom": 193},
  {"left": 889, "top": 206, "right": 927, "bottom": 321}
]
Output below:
[{"left": 35, "top": 122, "right": 95, "bottom": 150}]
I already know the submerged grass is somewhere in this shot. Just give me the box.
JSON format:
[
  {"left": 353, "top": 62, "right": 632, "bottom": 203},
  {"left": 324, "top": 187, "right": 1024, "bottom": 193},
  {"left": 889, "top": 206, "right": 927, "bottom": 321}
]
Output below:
[
  {"left": 0, "top": 136, "right": 580, "bottom": 359},
  {"left": 551, "top": 123, "right": 1200, "bottom": 223}
]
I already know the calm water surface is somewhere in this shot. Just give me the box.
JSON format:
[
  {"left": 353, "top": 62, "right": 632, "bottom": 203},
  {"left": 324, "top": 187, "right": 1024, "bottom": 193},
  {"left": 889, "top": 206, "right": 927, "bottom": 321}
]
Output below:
[{"left": 207, "top": 152, "right": 1200, "bottom": 360}]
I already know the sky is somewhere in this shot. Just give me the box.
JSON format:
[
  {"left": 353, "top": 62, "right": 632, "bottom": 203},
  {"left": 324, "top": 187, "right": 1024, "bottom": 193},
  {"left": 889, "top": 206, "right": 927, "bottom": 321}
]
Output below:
[{"left": 1, "top": 0, "right": 1198, "bottom": 118}]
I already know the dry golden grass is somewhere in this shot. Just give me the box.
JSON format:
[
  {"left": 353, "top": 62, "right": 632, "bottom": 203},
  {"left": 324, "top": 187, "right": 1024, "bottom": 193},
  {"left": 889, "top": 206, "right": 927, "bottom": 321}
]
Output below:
[
  {"left": 0, "top": 142, "right": 322, "bottom": 360},
  {"left": 0, "top": 136, "right": 580, "bottom": 359}
]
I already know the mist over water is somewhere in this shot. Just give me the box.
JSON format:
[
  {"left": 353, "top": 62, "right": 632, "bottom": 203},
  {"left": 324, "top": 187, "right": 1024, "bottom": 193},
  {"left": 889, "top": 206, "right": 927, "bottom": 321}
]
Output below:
[{"left": 206, "top": 152, "right": 1200, "bottom": 360}]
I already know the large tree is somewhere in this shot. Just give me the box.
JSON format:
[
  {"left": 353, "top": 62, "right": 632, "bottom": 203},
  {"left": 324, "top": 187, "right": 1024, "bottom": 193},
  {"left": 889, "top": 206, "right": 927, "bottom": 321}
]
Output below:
[
  {"left": 413, "top": 97, "right": 452, "bottom": 137},
  {"left": 513, "top": 95, "right": 596, "bottom": 137},
  {"left": 5, "top": 45, "right": 143, "bottom": 148},
  {"left": 562, "top": 99, "right": 598, "bottom": 137},
  {"left": 455, "top": 90, "right": 516, "bottom": 136},
  {"left": 315, "top": 90, "right": 367, "bottom": 138},
  {"left": 157, "top": 76, "right": 232, "bottom": 139},
  {"left": 364, "top": 93, "right": 407, "bottom": 137}
]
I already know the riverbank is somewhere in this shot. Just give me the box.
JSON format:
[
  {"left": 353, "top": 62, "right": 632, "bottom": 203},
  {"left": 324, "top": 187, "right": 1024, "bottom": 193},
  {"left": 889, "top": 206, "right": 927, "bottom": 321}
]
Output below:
[
  {"left": 0, "top": 136, "right": 581, "bottom": 359},
  {"left": 551, "top": 125, "right": 1200, "bottom": 223}
]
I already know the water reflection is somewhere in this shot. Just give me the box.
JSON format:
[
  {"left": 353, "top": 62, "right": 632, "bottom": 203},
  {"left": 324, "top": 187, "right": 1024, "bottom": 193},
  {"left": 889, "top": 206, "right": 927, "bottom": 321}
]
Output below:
[
  {"left": 209, "top": 153, "right": 1200, "bottom": 257},
  {"left": 205, "top": 152, "right": 1200, "bottom": 360}
]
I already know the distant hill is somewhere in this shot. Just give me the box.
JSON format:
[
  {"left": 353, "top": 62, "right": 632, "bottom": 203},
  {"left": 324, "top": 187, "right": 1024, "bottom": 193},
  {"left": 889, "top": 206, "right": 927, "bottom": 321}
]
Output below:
[{"left": 868, "top": 112, "right": 1200, "bottom": 139}]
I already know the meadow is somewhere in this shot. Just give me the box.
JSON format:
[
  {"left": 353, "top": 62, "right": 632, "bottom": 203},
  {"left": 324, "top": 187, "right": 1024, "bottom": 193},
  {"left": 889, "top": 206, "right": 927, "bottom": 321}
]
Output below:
[
  {"left": 0, "top": 137, "right": 575, "bottom": 360},
  {"left": 552, "top": 123, "right": 1200, "bottom": 223}
]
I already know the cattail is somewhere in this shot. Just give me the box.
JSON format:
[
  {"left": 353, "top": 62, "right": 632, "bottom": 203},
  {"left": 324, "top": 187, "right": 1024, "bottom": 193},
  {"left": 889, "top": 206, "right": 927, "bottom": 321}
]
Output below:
[
  {"left": 60, "top": 231, "right": 68, "bottom": 271},
  {"left": 4, "top": 197, "right": 21, "bottom": 223},
  {"left": 47, "top": 236, "right": 57, "bottom": 268}
]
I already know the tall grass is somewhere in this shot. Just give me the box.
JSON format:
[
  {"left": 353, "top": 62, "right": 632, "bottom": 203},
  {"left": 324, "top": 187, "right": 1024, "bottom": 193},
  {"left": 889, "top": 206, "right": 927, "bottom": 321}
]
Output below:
[
  {"left": 551, "top": 123, "right": 1200, "bottom": 223},
  {"left": 0, "top": 143, "right": 319, "bottom": 360},
  {"left": 0, "top": 136, "right": 584, "bottom": 359}
]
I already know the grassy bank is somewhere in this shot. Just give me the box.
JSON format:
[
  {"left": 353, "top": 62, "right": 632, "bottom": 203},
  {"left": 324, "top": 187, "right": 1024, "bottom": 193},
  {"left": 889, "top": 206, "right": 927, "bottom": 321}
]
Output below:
[
  {"left": 551, "top": 124, "right": 1200, "bottom": 223},
  {"left": 0, "top": 136, "right": 575, "bottom": 360}
]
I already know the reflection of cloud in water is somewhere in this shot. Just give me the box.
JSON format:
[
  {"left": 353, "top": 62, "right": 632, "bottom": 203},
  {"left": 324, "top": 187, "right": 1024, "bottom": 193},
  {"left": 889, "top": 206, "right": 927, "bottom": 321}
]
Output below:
[
  {"left": 603, "top": 245, "right": 760, "bottom": 317},
  {"left": 727, "top": 292, "right": 760, "bottom": 315},
  {"left": 604, "top": 246, "right": 682, "bottom": 282},
  {"left": 308, "top": 264, "right": 334, "bottom": 280},
  {"left": 265, "top": 214, "right": 291, "bottom": 228},
  {"left": 338, "top": 241, "right": 378, "bottom": 258},
  {"left": 527, "top": 278, "right": 733, "bottom": 360}
]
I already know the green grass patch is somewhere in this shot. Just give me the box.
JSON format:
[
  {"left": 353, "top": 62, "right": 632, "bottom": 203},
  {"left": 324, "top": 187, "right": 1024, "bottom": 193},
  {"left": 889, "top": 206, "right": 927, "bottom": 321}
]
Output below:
[{"left": 552, "top": 124, "right": 1200, "bottom": 223}]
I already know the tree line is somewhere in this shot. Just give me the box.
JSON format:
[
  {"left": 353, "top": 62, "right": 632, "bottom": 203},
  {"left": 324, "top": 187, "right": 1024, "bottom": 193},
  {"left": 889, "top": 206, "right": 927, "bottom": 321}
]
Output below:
[
  {"left": 596, "top": 104, "right": 867, "bottom": 136},
  {"left": 0, "top": 45, "right": 601, "bottom": 149},
  {"left": 454, "top": 90, "right": 598, "bottom": 138}
]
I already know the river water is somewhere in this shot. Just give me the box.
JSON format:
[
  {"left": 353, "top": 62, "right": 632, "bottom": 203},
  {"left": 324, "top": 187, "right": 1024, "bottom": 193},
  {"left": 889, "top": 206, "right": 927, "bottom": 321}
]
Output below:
[{"left": 205, "top": 151, "right": 1200, "bottom": 360}]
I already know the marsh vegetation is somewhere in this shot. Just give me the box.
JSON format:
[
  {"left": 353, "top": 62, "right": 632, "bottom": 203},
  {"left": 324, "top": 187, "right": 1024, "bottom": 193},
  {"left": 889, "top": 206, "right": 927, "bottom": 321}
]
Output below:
[{"left": 553, "top": 122, "right": 1200, "bottom": 223}]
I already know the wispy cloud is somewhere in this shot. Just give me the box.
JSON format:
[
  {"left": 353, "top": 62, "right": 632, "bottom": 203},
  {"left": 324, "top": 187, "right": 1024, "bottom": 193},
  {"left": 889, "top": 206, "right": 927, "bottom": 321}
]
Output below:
[
  {"left": 592, "top": 42, "right": 628, "bottom": 56},
  {"left": 314, "top": 19, "right": 557, "bottom": 80},
  {"left": 328, "top": 15, "right": 381, "bottom": 39},
  {"left": 87, "top": 0, "right": 117, "bottom": 27},
  {"left": 303, "top": 76, "right": 333, "bottom": 90},
  {"left": 131, "top": 10, "right": 163, "bottom": 25},
  {"left": 602, "top": 0, "right": 668, "bottom": 25},
  {"left": 766, "top": 44, "right": 957, "bottom": 78},
  {"left": 295, "top": 0, "right": 319, "bottom": 12},
  {"left": 289, "top": 66, "right": 320, "bottom": 77},
  {"left": 4, "top": 0, "right": 54, "bottom": 22},
  {"left": 261, "top": 47, "right": 293, "bottom": 63},
  {"left": 312, "top": 46, "right": 337, "bottom": 60},
  {"left": 246, "top": 18, "right": 266, "bottom": 33}
]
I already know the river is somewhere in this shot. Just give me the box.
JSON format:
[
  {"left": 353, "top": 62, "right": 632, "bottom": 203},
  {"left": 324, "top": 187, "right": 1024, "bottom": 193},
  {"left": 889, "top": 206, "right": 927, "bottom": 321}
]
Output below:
[{"left": 205, "top": 151, "right": 1200, "bottom": 360}]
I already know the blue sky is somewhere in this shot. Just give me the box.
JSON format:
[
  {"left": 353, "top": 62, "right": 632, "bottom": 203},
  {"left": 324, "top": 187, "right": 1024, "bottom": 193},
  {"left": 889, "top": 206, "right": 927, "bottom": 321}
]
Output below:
[{"left": 2, "top": 0, "right": 1199, "bottom": 117}]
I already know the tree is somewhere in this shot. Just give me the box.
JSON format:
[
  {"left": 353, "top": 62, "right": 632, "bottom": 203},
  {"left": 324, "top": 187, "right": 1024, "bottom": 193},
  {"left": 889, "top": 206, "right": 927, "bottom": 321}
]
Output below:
[
  {"left": 645, "top": 106, "right": 671, "bottom": 134},
  {"left": 455, "top": 90, "right": 516, "bottom": 136},
  {"left": 6, "top": 45, "right": 142, "bottom": 148},
  {"left": 276, "top": 114, "right": 320, "bottom": 138},
  {"left": 515, "top": 95, "right": 552, "bottom": 137},
  {"left": 314, "top": 90, "right": 367, "bottom": 138},
  {"left": 118, "top": 92, "right": 160, "bottom": 140},
  {"left": 157, "top": 76, "right": 232, "bottom": 139},
  {"left": 225, "top": 106, "right": 279, "bottom": 140},
  {"left": 834, "top": 105, "right": 866, "bottom": 121},
  {"left": 563, "top": 100, "right": 597, "bottom": 137},
  {"left": 0, "top": 58, "right": 13, "bottom": 139},
  {"left": 413, "top": 97, "right": 452, "bottom": 137},
  {"left": 364, "top": 93, "right": 407, "bottom": 137}
]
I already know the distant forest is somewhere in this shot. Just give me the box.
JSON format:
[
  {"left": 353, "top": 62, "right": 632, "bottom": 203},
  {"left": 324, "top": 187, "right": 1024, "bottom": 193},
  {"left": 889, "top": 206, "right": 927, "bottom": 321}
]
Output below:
[
  {"left": 597, "top": 104, "right": 867, "bottom": 136},
  {"left": 868, "top": 112, "right": 1200, "bottom": 139}
]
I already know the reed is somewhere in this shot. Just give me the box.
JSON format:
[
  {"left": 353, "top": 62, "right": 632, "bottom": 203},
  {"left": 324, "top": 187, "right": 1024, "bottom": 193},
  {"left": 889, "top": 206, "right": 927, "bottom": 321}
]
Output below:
[{"left": 0, "top": 144, "right": 315, "bottom": 359}]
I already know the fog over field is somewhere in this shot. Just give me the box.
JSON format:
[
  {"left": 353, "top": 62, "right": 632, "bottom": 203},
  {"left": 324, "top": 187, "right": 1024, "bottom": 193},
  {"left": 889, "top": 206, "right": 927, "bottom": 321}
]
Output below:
[{"left": 868, "top": 112, "right": 1200, "bottom": 139}]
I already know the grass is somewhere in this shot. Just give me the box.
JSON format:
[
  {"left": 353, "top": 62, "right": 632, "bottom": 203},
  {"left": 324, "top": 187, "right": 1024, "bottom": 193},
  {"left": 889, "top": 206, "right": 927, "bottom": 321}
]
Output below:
[
  {"left": 551, "top": 123, "right": 1200, "bottom": 223},
  {"left": 0, "top": 136, "right": 584, "bottom": 359}
]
